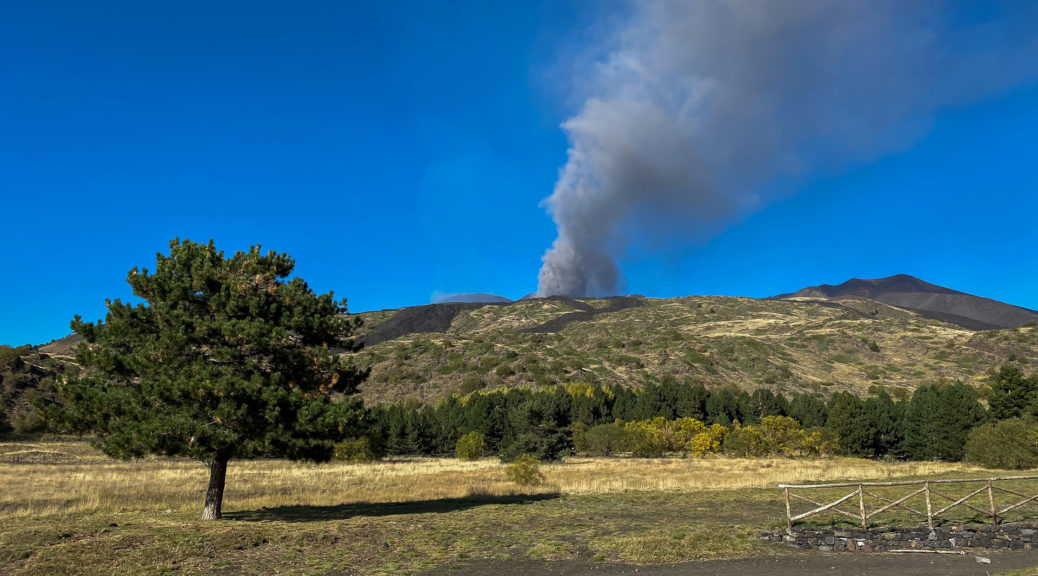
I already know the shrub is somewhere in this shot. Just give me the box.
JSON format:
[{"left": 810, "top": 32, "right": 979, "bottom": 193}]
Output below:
[
  {"left": 623, "top": 420, "right": 666, "bottom": 457},
  {"left": 966, "top": 419, "right": 1038, "bottom": 469},
  {"left": 720, "top": 417, "right": 833, "bottom": 458},
  {"left": 332, "top": 436, "right": 384, "bottom": 463},
  {"left": 801, "top": 427, "right": 841, "bottom": 457},
  {"left": 0, "top": 346, "right": 22, "bottom": 372},
  {"left": 688, "top": 433, "right": 717, "bottom": 457},
  {"left": 571, "top": 421, "right": 589, "bottom": 450},
  {"left": 722, "top": 426, "right": 768, "bottom": 458},
  {"left": 10, "top": 408, "right": 45, "bottom": 434},
  {"left": 617, "top": 417, "right": 719, "bottom": 456},
  {"left": 459, "top": 373, "right": 485, "bottom": 395},
  {"left": 499, "top": 432, "right": 569, "bottom": 462},
  {"left": 686, "top": 423, "right": 728, "bottom": 457},
  {"left": 576, "top": 418, "right": 729, "bottom": 458},
  {"left": 455, "top": 431, "right": 485, "bottom": 461},
  {"left": 670, "top": 417, "right": 708, "bottom": 447},
  {"left": 8, "top": 389, "right": 46, "bottom": 434},
  {"left": 573, "top": 422, "right": 630, "bottom": 456},
  {"left": 759, "top": 415, "right": 807, "bottom": 456},
  {"left": 506, "top": 454, "right": 544, "bottom": 486}
]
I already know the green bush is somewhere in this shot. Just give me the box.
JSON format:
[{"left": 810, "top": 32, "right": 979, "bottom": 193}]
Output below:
[
  {"left": 758, "top": 416, "right": 805, "bottom": 456},
  {"left": 506, "top": 454, "right": 544, "bottom": 486},
  {"left": 332, "top": 436, "right": 385, "bottom": 463},
  {"left": 10, "top": 407, "right": 45, "bottom": 434},
  {"left": 455, "top": 431, "right": 485, "bottom": 461},
  {"left": 625, "top": 424, "right": 665, "bottom": 458},
  {"left": 965, "top": 419, "right": 1038, "bottom": 469},
  {"left": 0, "top": 346, "right": 22, "bottom": 372},
  {"left": 499, "top": 432, "right": 569, "bottom": 462},
  {"left": 573, "top": 422, "right": 630, "bottom": 456},
  {"left": 8, "top": 389, "right": 46, "bottom": 434},
  {"left": 722, "top": 426, "right": 768, "bottom": 458},
  {"left": 459, "top": 373, "right": 485, "bottom": 395}
]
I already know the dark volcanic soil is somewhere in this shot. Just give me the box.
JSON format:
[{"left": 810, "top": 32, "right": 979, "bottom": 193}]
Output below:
[
  {"left": 523, "top": 296, "right": 645, "bottom": 334},
  {"left": 776, "top": 274, "right": 1038, "bottom": 330},
  {"left": 357, "top": 302, "right": 507, "bottom": 347},
  {"left": 421, "top": 550, "right": 1038, "bottom": 576}
]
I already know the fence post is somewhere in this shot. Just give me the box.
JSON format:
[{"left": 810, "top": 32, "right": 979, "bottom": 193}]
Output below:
[
  {"left": 924, "top": 481, "right": 934, "bottom": 530},
  {"left": 988, "top": 479, "right": 998, "bottom": 525},
  {"left": 785, "top": 487, "right": 792, "bottom": 534},
  {"left": 858, "top": 485, "right": 867, "bottom": 529}
]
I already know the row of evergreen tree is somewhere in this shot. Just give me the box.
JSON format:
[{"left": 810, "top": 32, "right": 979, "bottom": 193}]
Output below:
[{"left": 367, "top": 365, "right": 1037, "bottom": 462}]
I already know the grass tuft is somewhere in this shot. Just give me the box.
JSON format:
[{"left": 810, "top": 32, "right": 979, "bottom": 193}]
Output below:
[{"left": 589, "top": 526, "right": 755, "bottom": 563}]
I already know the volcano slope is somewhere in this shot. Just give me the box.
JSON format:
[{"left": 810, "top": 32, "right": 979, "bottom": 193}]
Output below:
[
  {"left": 351, "top": 294, "right": 1038, "bottom": 405},
  {"left": 776, "top": 274, "right": 1038, "bottom": 331}
]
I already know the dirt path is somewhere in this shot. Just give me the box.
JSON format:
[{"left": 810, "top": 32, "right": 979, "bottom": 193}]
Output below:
[{"left": 423, "top": 550, "right": 1038, "bottom": 576}]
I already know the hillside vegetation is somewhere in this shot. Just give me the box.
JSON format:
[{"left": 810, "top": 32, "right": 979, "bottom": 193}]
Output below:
[
  {"left": 352, "top": 296, "right": 1038, "bottom": 404},
  {"left": 0, "top": 345, "right": 68, "bottom": 434}
]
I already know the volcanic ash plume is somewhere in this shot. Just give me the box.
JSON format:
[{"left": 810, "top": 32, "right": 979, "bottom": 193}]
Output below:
[{"left": 535, "top": 0, "right": 1038, "bottom": 298}]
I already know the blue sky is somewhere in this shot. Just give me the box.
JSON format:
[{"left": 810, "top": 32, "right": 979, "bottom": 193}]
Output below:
[{"left": 2, "top": 1, "right": 1037, "bottom": 345}]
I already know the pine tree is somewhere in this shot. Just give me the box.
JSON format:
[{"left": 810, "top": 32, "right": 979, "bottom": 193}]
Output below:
[
  {"left": 569, "top": 388, "right": 608, "bottom": 425},
  {"left": 903, "top": 383, "right": 985, "bottom": 461},
  {"left": 744, "top": 388, "right": 787, "bottom": 424},
  {"left": 935, "top": 382, "right": 987, "bottom": 460},
  {"left": 904, "top": 385, "right": 944, "bottom": 460},
  {"left": 657, "top": 374, "right": 682, "bottom": 419},
  {"left": 826, "top": 392, "right": 874, "bottom": 456},
  {"left": 462, "top": 392, "right": 507, "bottom": 450},
  {"left": 675, "top": 382, "right": 709, "bottom": 421},
  {"left": 863, "top": 391, "right": 905, "bottom": 457},
  {"left": 430, "top": 396, "right": 464, "bottom": 454},
  {"left": 706, "top": 387, "right": 740, "bottom": 426},
  {"left": 632, "top": 383, "right": 667, "bottom": 420},
  {"left": 500, "top": 389, "right": 570, "bottom": 461},
  {"left": 988, "top": 364, "right": 1035, "bottom": 421},
  {"left": 788, "top": 393, "right": 827, "bottom": 429},
  {"left": 383, "top": 405, "right": 411, "bottom": 455},
  {"left": 611, "top": 387, "right": 638, "bottom": 421},
  {"left": 55, "top": 239, "right": 367, "bottom": 519}
]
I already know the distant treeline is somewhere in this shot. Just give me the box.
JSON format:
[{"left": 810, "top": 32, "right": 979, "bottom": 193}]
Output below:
[
  {"left": 366, "top": 365, "right": 1038, "bottom": 463},
  {"left": 5, "top": 338, "right": 1038, "bottom": 468}
]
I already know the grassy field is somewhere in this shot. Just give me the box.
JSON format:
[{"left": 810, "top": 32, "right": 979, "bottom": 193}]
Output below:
[{"left": 2, "top": 439, "right": 1036, "bottom": 575}]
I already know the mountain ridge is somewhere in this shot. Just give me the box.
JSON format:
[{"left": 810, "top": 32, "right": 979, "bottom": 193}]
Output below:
[
  {"left": 28, "top": 275, "right": 1038, "bottom": 409},
  {"left": 431, "top": 293, "right": 512, "bottom": 304},
  {"left": 775, "top": 274, "right": 1038, "bottom": 330}
]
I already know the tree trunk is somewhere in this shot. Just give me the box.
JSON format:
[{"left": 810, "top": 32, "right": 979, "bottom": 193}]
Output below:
[{"left": 201, "top": 449, "right": 230, "bottom": 520}]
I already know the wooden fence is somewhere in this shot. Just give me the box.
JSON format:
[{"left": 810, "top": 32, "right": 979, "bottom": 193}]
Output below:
[{"left": 778, "top": 476, "right": 1038, "bottom": 533}]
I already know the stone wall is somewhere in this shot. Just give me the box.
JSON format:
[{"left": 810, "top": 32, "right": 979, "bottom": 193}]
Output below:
[{"left": 760, "top": 522, "right": 1038, "bottom": 552}]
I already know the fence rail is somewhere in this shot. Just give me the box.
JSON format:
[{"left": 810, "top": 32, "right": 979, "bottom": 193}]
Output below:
[{"left": 778, "top": 475, "right": 1038, "bottom": 533}]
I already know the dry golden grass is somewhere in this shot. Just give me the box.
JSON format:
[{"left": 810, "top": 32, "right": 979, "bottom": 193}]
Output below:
[
  {"left": 0, "top": 440, "right": 984, "bottom": 519},
  {"left": 546, "top": 457, "right": 983, "bottom": 493},
  {"left": 5, "top": 440, "right": 1038, "bottom": 575}
]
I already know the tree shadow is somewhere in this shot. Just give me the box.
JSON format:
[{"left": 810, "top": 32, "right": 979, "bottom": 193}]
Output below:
[{"left": 225, "top": 491, "right": 562, "bottom": 523}]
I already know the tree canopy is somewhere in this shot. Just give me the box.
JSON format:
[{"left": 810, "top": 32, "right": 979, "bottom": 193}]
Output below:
[
  {"left": 988, "top": 364, "right": 1037, "bottom": 420},
  {"left": 57, "top": 239, "right": 367, "bottom": 519}
]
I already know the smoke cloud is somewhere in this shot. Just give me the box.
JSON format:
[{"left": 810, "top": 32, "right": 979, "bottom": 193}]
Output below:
[{"left": 536, "top": 0, "right": 1038, "bottom": 297}]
